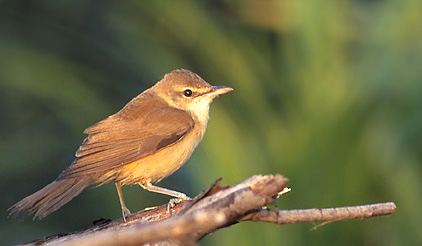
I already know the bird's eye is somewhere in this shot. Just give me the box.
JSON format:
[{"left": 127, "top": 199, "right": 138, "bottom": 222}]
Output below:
[{"left": 183, "top": 89, "right": 193, "bottom": 97}]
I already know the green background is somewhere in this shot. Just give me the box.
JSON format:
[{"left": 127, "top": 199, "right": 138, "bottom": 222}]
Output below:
[{"left": 1, "top": 0, "right": 421, "bottom": 245}]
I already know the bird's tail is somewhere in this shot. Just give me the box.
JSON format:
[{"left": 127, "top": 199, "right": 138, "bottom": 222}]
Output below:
[{"left": 9, "top": 177, "right": 93, "bottom": 220}]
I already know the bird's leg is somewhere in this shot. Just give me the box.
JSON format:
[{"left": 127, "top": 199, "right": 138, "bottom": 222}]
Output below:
[
  {"left": 115, "top": 182, "right": 131, "bottom": 222},
  {"left": 138, "top": 181, "right": 191, "bottom": 214},
  {"left": 138, "top": 181, "right": 191, "bottom": 200}
]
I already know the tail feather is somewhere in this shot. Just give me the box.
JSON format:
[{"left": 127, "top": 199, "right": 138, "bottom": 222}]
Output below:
[{"left": 9, "top": 178, "right": 92, "bottom": 220}]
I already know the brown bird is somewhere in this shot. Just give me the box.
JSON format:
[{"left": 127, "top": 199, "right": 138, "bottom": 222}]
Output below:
[{"left": 9, "top": 69, "right": 233, "bottom": 220}]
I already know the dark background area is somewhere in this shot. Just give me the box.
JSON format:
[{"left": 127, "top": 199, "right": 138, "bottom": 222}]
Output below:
[{"left": 1, "top": 0, "right": 421, "bottom": 245}]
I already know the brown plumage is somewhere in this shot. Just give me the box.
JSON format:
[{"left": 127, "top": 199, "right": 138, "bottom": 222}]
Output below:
[{"left": 9, "top": 69, "right": 232, "bottom": 220}]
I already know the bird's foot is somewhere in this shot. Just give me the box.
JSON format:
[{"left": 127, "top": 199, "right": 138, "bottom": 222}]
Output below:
[
  {"left": 122, "top": 208, "right": 131, "bottom": 222},
  {"left": 167, "top": 196, "right": 191, "bottom": 215}
]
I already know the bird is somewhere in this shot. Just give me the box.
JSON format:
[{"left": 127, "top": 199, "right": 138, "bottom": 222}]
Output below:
[{"left": 9, "top": 69, "right": 233, "bottom": 220}]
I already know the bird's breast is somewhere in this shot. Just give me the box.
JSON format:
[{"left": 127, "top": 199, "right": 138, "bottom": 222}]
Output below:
[{"left": 114, "top": 124, "right": 206, "bottom": 186}]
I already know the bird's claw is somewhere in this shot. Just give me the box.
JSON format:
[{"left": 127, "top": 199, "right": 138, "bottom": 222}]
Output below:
[
  {"left": 167, "top": 196, "right": 191, "bottom": 215},
  {"left": 122, "top": 208, "right": 131, "bottom": 222}
]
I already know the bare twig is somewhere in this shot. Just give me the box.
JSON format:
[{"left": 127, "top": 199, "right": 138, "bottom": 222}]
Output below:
[{"left": 242, "top": 202, "right": 397, "bottom": 224}]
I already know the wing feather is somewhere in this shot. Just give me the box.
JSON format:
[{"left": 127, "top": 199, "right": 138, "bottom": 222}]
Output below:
[{"left": 59, "top": 102, "right": 194, "bottom": 179}]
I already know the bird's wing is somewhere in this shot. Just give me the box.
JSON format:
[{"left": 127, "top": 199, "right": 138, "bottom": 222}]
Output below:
[{"left": 58, "top": 105, "right": 194, "bottom": 179}]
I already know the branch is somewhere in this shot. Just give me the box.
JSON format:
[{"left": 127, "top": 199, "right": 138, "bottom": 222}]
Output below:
[
  {"left": 242, "top": 202, "right": 397, "bottom": 224},
  {"left": 20, "top": 174, "right": 396, "bottom": 246}
]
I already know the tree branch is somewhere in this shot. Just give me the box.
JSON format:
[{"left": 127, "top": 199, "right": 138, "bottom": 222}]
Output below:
[
  {"left": 20, "top": 174, "right": 396, "bottom": 246},
  {"left": 242, "top": 202, "right": 397, "bottom": 224}
]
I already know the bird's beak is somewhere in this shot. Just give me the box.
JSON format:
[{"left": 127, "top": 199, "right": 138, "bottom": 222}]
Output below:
[{"left": 206, "top": 86, "right": 233, "bottom": 98}]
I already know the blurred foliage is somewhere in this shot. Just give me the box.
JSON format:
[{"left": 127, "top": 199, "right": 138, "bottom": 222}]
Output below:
[{"left": 0, "top": 0, "right": 421, "bottom": 245}]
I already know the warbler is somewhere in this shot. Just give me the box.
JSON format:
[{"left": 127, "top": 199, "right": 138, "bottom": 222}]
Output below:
[{"left": 9, "top": 69, "right": 233, "bottom": 220}]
